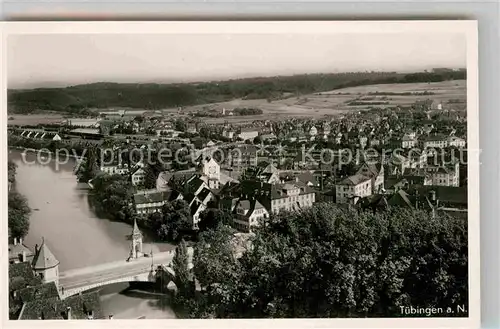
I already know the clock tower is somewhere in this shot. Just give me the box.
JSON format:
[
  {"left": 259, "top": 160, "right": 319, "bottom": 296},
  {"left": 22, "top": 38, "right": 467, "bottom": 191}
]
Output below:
[{"left": 198, "top": 156, "right": 220, "bottom": 189}]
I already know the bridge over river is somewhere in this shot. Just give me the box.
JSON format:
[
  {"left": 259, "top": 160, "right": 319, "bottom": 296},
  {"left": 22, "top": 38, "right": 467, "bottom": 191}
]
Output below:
[{"left": 59, "top": 248, "right": 193, "bottom": 299}]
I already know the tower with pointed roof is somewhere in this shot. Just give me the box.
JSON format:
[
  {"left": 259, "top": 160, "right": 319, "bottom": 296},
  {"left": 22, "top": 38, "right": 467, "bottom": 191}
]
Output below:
[
  {"left": 130, "top": 219, "right": 143, "bottom": 259},
  {"left": 32, "top": 238, "right": 60, "bottom": 287}
]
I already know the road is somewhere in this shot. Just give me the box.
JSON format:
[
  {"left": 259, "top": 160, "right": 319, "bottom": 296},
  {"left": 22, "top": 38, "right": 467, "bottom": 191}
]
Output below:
[
  {"left": 59, "top": 248, "right": 193, "bottom": 291},
  {"left": 59, "top": 251, "right": 175, "bottom": 290}
]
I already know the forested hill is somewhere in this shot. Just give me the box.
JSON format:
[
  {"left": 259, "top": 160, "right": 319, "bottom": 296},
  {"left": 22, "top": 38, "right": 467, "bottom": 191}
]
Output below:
[{"left": 8, "top": 70, "right": 466, "bottom": 114}]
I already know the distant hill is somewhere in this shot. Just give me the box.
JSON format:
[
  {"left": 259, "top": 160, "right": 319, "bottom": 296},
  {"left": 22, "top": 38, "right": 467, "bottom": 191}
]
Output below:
[{"left": 8, "top": 70, "right": 466, "bottom": 114}]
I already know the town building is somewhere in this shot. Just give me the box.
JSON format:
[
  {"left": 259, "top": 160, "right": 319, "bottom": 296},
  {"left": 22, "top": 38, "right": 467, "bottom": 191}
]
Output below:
[
  {"left": 238, "top": 180, "right": 317, "bottom": 214},
  {"left": 355, "top": 162, "right": 384, "bottom": 193},
  {"left": 419, "top": 134, "right": 449, "bottom": 149},
  {"left": 238, "top": 127, "right": 259, "bottom": 141},
  {"left": 233, "top": 199, "right": 269, "bottom": 232},
  {"left": 335, "top": 174, "right": 373, "bottom": 204},
  {"left": 31, "top": 239, "right": 60, "bottom": 287},
  {"left": 100, "top": 164, "right": 130, "bottom": 175},
  {"left": 133, "top": 189, "right": 180, "bottom": 215},
  {"left": 222, "top": 128, "right": 235, "bottom": 139},
  {"left": 229, "top": 145, "right": 258, "bottom": 168},
  {"left": 309, "top": 126, "right": 318, "bottom": 139},
  {"left": 196, "top": 156, "right": 221, "bottom": 189},
  {"left": 8, "top": 236, "right": 34, "bottom": 265},
  {"left": 401, "top": 134, "right": 418, "bottom": 148},
  {"left": 448, "top": 136, "right": 466, "bottom": 148},
  {"left": 65, "top": 118, "right": 100, "bottom": 127},
  {"left": 131, "top": 167, "right": 146, "bottom": 186}
]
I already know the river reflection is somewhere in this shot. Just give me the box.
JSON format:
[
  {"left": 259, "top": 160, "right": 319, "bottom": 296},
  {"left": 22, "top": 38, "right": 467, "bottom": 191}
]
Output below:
[{"left": 9, "top": 149, "right": 176, "bottom": 319}]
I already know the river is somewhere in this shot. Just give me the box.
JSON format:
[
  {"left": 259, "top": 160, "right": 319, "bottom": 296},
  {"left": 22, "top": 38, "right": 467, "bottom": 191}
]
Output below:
[{"left": 9, "top": 149, "right": 177, "bottom": 319}]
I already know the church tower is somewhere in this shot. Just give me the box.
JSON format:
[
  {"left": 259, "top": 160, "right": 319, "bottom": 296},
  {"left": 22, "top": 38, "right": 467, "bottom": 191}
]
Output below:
[
  {"left": 129, "top": 218, "right": 143, "bottom": 259},
  {"left": 197, "top": 156, "right": 220, "bottom": 189},
  {"left": 32, "top": 238, "right": 60, "bottom": 287}
]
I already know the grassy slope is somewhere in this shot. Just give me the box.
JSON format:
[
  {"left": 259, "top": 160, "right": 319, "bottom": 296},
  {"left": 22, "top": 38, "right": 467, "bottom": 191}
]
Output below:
[{"left": 8, "top": 71, "right": 465, "bottom": 114}]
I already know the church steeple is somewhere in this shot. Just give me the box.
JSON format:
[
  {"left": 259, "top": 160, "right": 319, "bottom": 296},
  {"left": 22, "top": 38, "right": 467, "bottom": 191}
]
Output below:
[
  {"left": 129, "top": 218, "right": 143, "bottom": 260},
  {"left": 132, "top": 218, "right": 141, "bottom": 238}
]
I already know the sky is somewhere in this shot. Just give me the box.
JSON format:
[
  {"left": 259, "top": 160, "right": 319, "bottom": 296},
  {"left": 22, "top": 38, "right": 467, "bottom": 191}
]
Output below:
[{"left": 7, "top": 33, "right": 466, "bottom": 89}]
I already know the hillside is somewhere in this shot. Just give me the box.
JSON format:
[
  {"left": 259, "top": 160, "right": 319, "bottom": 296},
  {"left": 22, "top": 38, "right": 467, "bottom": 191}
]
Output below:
[{"left": 7, "top": 70, "right": 466, "bottom": 114}]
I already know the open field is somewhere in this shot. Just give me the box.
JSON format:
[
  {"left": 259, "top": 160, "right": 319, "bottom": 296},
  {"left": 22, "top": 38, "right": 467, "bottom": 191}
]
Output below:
[
  {"left": 176, "top": 80, "right": 466, "bottom": 124},
  {"left": 7, "top": 113, "right": 65, "bottom": 126},
  {"left": 7, "top": 80, "right": 466, "bottom": 126}
]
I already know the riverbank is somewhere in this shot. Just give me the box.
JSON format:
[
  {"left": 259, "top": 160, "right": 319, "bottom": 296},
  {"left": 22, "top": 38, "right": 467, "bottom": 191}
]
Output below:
[
  {"left": 9, "top": 149, "right": 177, "bottom": 318},
  {"left": 7, "top": 159, "right": 31, "bottom": 240}
]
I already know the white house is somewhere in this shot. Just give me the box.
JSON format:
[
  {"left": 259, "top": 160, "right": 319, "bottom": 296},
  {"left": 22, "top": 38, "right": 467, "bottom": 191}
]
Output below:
[
  {"left": 309, "top": 126, "right": 318, "bottom": 138},
  {"left": 131, "top": 167, "right": 146, "bottom": 186},
  {"left": 335, "top": 174, "right": 372, "bottom": 204},
  {"left": 197, "top": 156, "right": 221, "bottom": 189},
  {"left": 356, "top": 162, "right": 384, "bottom": 193},
  {"left": 100, "top": 164, "right": 130, "bottom": 175},
  {"left": 233, "top": 199, "right": 269, "bottom": 233},
  {"left": 420, "top": 134, "right": 448, "bottom": 149},
  {"left": 448, "top": 136, "right": 466, "bottom": 148},
  {"left": 238, "top": 128, "right": 259, "bottom": 141}
]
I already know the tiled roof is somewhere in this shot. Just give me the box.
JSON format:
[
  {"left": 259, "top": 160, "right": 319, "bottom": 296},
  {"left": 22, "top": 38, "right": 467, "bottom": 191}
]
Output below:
[
  {"left": 339, "top": 174, "right": 371, "bottom": 186},
  {"left": 422, "top": 134, "right": 447, "bottom": 142},
  {"left": 387, "top": 190, "right": 414, "bottom": 208},
  {"left": 409, "top": 186, "right": 467, "bottom": 206},
  {"left": 70, "top": 128, "right": 101, "bottom": 135},
  {"left": 8, "top": 243, "right": 34, "bottom": 261},
  {"left": 32, "top": 241, "right": 59, "bottom": 270},
  {"left": 9, "top": 262, "right": 42, "bottom": 292},
  {"left": 19, "top": 291, "right": 103, "bottom": 320},
  {"left": 18, "top": 282, "right": 60, "bottom": 304},
  {"left": 197, "top": 187, "right": 212, "bottom": 202},
  {"left": 297, "top": 172, "right": 315, "bottom": 184},
  {"left": 238, "top": 200, "right": 251, "bottom": 210},
  {"left": 356, "top": 162, "right": 382, "bottom": 178},
  {"left": 133, "top": 190, "right": 173, "bottom": 204}
]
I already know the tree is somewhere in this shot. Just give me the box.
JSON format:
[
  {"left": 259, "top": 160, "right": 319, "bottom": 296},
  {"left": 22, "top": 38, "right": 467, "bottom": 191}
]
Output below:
[
  {"left": 90, "top": 174, "right": 134, "bottom": 221},
  {"left": 143, "top": 163, "right": 163, "bottom": 189},
  {"left": 8, "top": 160, "right": 17, "bottom": 183},
  {"left": 193, "top": 224, "right": 241, "bottom": 292},
  {"left": 76, "top": 146, "right": 99, "bottom": 183},
  {"left": 158, "top": 200, "right": 192, "bottom": 242},
  {"left": 197, "top": 209, "right": 234, "bottom": 232},
  {"left": 172, "top": 239, "right": 193, "bottom": 297},
  {"left": 8, "top": 191, "right": 31, "bottom": 238},
  {"left": 186, "top": 203, "right": 468, "bottom": 318}
]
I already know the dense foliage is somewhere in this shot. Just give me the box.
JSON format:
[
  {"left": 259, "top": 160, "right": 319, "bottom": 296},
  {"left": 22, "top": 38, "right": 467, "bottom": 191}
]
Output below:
[
  {"left": 183, "top": 203, "right": 468, "bottom": 318},
  {"left": 89, "top": 174, "right": 135, "bottom": 221},
  {"left": 8, "top": 160, "right": 17, "bottom": 184},
  {"left": 172, "top": 239, "right": 194, "bottom": 297},
  {"left": 132, "top": 200, "right": 193, "bottom": 242},
  {"left": 76, "top": 146, "right": 99, "bottom": 183},
  {"left": 232, "top": 108, "right": 263, "bottom": 116},
  {"left": 8, "top": 71, "right": 465, "bottom": 114},
  {"left": 197, "top": 208, "right": 234, "bottom": 232},
  {"left": 8, "top": 162, "right": 31, "bottom": 238}
]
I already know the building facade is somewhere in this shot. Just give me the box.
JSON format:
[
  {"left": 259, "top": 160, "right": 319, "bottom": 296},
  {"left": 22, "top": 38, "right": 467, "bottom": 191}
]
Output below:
[{"left": 335, "top": 174, "right": 373, "bottom": 204}]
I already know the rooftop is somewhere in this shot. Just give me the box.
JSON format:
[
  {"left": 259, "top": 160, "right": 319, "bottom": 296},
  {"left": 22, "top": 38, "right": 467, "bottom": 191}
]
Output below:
[
  {"left": 32, "top": 240, "right": 59, "bottom": 270},
  {"left": 339, "top": 174, "right": 371, "bottom": 186},
  {"left": 19, "top": 291, "right": 103, "bottom": 320},
  {"left": 69, "top": 128, "right": 101, "bottom": 135}
]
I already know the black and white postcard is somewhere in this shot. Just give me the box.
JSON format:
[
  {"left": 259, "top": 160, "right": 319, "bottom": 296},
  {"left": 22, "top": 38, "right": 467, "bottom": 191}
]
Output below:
[{"left": 1, "top": 21, "right": 479, "bottom": 328}]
